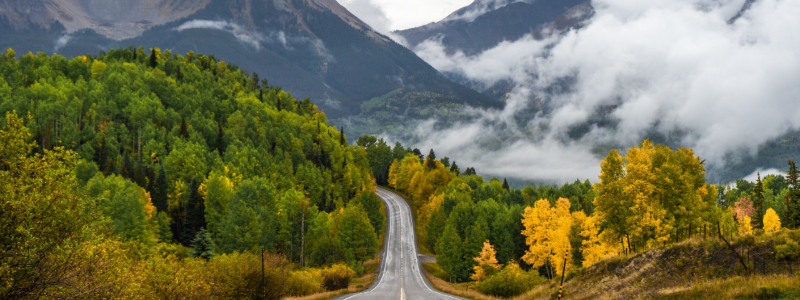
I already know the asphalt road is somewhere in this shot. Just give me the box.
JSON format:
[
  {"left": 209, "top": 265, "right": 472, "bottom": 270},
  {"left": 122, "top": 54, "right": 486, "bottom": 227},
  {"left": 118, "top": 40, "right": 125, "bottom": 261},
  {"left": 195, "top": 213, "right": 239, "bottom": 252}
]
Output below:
[{"left": 334, "top": 187, "right": 467, "bottom": 300}]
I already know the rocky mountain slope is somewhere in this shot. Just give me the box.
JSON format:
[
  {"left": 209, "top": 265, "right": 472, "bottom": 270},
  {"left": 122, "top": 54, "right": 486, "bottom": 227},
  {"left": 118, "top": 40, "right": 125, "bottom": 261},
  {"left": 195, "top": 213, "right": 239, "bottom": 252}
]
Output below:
[{"left": 0, "top": 0, "right": 500, "bottom": 118}]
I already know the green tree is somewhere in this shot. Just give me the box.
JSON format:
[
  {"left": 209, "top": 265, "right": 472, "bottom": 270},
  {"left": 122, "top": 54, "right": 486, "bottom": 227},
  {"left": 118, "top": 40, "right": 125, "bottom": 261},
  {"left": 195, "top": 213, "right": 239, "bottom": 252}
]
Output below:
[
  {"left": 86, "top": 174, "right": 157, "bottom": 246},
  {"left": 152, "top": 164, "right": 169, "bottom": 212},
  {"left": 189, "top": 228, "right": 217, "bottom": 261},
  {"left": 786, "top": 160, "right": 800, "bottom": 228},
  {"left": 149, "top": 48, "right": 158, "bottom": 68},
  {"left": 181, "top": 180, "right": 205, "bottom": 245},
  {"left": 753, "top": 173, "right": 765, "bottom": 228},
  {"left": 336, "top": 204, "right": 379, "bottom": 264},
  {"left": 425, "top": 149, "right": 437, "bottom": 171},
  {"left": 436, "top": 223, "right": 466, "bottom": 282}
]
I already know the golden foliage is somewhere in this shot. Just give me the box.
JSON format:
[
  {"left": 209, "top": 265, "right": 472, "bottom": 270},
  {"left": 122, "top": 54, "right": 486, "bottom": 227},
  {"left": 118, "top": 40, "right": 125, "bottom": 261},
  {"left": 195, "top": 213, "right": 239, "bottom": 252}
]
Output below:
[
  {"left": 521, "top": 198, "right": 573, "bottom": 276},
  {"left": 472, "top": 240, "right": 502, "bottom": 282},
  {"left": 763, "top": 208, "right": 781, "bottom": 234}
]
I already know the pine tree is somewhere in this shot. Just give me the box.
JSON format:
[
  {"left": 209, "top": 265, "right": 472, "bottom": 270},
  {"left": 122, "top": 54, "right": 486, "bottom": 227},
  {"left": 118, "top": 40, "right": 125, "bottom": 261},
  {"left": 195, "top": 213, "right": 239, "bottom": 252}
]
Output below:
[
  {"left": 425, "top": 149, "right": 437, "bottom": 171},
  {"left": 152, "top": 164, "right": 169, "bottom": 213},
  {"left": 179, "top": 118, "right": 189, "bottom": 139},
  {"left": 450, "top": 161, "right": 460, "bottom": 176},
  {"left": 216, "top": 123, "right": 225, "bottom": 154},
  {"left": 339, "top": 126, "right": 346, "bottom": 146},
  {"left": 785, "top": 160, "right": 800, "bottom": 228},
  {"left": 753, "top": 173, "right": 764, "bottom": 228},
  {"left": 189, "top": 228, "right": 217, "bottom": 261},
  {"left": 181, "top": 180, "right": 205, "bottom": 245},
  {"left": 149, "top": 48, "right": 157, "bottom": 68},
  {"left": 176, "top": 65, "right": 182, "bottom": 82},
  {"left": 502, "top": 178, "right": 510, "bottom": 190}
]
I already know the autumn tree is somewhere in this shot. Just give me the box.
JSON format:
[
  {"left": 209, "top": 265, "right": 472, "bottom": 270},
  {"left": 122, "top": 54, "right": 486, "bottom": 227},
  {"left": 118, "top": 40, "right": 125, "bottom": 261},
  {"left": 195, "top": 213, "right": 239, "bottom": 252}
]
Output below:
[
  {"left": 763, "top": 208, "right": 781, "bottom": 234},
  {"left": 471, "top": 240, "right": 502, "bottom": 282},
  {"left": 521, "top": 198, "right": 573, "bottom": 277},
  {"left": 0, "top": 112, "right": 103, "bottom": 297}
]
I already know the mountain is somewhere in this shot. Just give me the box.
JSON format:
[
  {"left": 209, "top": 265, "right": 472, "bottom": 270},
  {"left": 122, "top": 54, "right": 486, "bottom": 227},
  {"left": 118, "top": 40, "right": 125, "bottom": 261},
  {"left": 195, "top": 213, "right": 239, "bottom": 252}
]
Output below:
[
  {"left": 396, "top": 0, "right": 591, "bottom": 56},
  {"left": 0, "top": 0, "right": 500, "bottom": 118}
]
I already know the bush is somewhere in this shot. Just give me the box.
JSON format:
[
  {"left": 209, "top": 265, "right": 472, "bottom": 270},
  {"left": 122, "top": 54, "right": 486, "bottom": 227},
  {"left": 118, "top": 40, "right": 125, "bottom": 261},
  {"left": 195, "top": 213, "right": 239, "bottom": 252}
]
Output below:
[
  {"left": 476, "top": 262, "right": 545, "bottom": 298},
  {"left": 321, "top": 263, "right": 354, "bottom": 291},
  {"left": 754, "top": 287, "right": 782, "bottom": 300}
]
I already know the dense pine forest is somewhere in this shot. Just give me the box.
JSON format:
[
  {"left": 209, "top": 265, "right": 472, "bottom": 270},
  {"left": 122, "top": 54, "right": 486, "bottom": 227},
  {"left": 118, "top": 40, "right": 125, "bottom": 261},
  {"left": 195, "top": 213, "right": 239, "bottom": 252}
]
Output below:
[
  {"left": 0, "top": 47, "right": 384, "bottom": 298},
  {"left": 360, "top": 137, "right": 800, "bottom": 298}
]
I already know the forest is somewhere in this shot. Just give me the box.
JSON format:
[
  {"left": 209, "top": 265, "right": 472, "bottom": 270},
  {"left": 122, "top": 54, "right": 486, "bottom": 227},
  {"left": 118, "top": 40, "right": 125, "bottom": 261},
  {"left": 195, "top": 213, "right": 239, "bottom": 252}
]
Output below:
[
  {"left": 363, "top": 138, "right": 800, "bottom": 298},
  {"left": 0, "top": 47, "right": 385, "bottom": 299}
]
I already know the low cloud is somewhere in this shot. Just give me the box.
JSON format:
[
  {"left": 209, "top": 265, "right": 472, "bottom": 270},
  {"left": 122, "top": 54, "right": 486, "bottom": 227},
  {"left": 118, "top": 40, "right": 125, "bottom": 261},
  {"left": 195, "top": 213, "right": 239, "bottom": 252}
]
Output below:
[
  {"left": 404, "top": 0, "right": 800, "bottom": 183},
  {"left": 175, "top": 20, "right": 334, "bottom": 60},
  {"left": 742, "top": 168, "right": 785, "bottom": 184},
  {"left": 54, "top": 35, "right": 73, "bottom": 52},
  {"left": 442, "top": 0, "right": 533, "bottom": 23}
]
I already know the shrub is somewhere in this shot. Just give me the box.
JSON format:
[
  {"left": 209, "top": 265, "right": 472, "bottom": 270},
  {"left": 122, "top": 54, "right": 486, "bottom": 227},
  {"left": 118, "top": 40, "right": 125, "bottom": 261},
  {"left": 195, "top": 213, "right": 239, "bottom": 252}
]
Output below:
[
  {"left": 321, "top": 263, "right": 354, "bottom": 291},
  {"left": 476, "top": 262, "right": 546, "bottom": 298}
]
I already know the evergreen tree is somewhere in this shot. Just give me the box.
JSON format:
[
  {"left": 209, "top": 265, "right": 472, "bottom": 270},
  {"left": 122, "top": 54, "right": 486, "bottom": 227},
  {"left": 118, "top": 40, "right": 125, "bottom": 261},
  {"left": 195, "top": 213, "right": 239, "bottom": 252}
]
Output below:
[
  {"left": 339, "top": 126, "right": 346, "bottom": 146},
  {"left": 189, "top": 228, "right": 217, "bottom": 261},
  {"left": 753, "top": 173, "right": 764, "bottom": 228},
  {"left": 181, "top": 180, "right": 205, "bottom": 245},
  {"left": 179, "top": 118, "right": 189, "bottom": 139},
  {"left": 152, "top": 164, "right": 169, "bottom": 213},
  {"left": 149, "top": 48, "right": 157, "bottom": 68},
  {"left": 216, "top": 123, "right": 225, "bottom": 154},
  {"left": 502, "top": 178, "right": 510, "bottom": 190},
  {"left": 412, "top": 148, "right": 423, "bottom": 161},
  {"left": 176, "top": 65, "right": 182, "bottom": 82},
  {"left": 785, "top": 160, "right": 800, "bottom": 228},
  {"left": 425, "top": 149, "right": 437, "bottom": 171},
  {"left": 450, "top": 161, "right": 460, "bottom": 175}
]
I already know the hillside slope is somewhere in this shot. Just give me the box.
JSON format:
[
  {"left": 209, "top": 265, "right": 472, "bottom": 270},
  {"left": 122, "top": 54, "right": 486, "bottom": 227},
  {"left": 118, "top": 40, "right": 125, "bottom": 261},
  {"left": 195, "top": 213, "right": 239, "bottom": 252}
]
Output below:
[{"left": 0, "top": 0, "right": 500, "bottom": 118}]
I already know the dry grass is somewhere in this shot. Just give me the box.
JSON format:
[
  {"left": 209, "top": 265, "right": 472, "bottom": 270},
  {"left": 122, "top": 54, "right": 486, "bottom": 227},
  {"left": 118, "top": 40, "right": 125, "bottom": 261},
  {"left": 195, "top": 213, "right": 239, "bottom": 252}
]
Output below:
[
  {"left": 425, "top": 273, "right": 504, "bottom": 300},
  {"left": 283, "top": 258, "right": 381, "bottom": 300}
]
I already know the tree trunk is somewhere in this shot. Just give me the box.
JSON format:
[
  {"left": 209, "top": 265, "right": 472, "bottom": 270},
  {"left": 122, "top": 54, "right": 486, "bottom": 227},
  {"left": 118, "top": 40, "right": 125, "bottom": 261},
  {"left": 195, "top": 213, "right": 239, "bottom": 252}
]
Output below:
[{"left": 300, "top": 210, "right": 305, "bottom": 267}]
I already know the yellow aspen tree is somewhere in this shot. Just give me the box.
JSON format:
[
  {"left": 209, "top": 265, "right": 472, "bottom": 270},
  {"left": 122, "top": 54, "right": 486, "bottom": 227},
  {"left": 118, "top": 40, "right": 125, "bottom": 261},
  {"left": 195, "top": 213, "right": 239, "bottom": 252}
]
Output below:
[
  {"left": 739, "top": 216, "right": 753, "bottom": 235},
  {"left": 763, "top": 208, "right": 781, "bottom": 234},
  {"left": 623, "top": 140, "right": 669, "bottom": 247},
  {"left": 522, "top": 199, "right": 554, "bottom": 269},
  {"left": 387, "top": 159, "right": 399, "bottom": 188},
  {"left": 471, "top": 240, "right": 502, "bottom": 282},
  {"left": 550, "top": 198, "right": 573, "bottom": 276},
  {"left": 580, "top": 215, "right": 616, "bottom": 267},
  {"left": 522, "top": 198, "right": 574, "bottom": 276}
]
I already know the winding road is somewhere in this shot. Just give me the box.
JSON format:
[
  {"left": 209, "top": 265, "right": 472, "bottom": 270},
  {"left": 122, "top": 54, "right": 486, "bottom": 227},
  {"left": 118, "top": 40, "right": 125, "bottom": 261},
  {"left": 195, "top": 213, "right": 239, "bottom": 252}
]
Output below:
[{"left": 335, "top": 187, "right": 467, "bottom": 300}]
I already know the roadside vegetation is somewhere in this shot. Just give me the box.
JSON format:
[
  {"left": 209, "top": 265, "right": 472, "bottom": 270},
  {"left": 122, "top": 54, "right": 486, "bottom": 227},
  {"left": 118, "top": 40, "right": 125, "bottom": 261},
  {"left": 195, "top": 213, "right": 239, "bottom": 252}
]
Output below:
[{"left": 359, "top": 136, "right": 800, "bottom": 299}]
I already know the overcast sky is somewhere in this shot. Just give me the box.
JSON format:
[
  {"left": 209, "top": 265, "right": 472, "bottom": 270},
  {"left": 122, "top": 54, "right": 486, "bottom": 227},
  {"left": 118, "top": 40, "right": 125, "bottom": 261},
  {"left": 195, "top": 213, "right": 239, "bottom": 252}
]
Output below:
[{"left": 337, "top": 0, "right": 474, "bottom": 32}]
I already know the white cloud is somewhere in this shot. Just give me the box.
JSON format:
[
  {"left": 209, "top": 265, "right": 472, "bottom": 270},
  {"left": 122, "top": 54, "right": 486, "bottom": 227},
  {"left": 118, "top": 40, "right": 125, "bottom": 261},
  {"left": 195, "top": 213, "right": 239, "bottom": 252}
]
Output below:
[
  {"left": 337, "top": 0, "right": 474, "bottom": 31},
  {"left": 742, "top": 168, "right": 784, "bottom": 184},
  {"left": 401, "top": 0, "right": 800, "bottom": 183},
  {"left": 174, "top": 20, "right": 334, "bottom": 60},
  {"left": 54, "top": 35, "right": 73, "bottom": 52}
]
